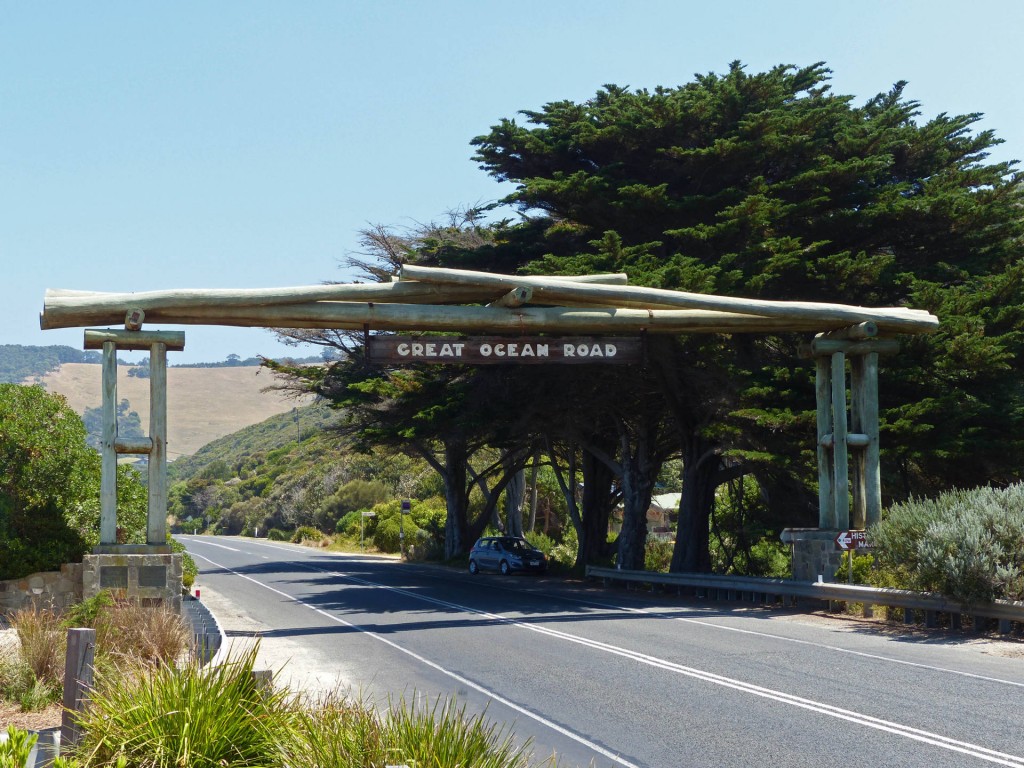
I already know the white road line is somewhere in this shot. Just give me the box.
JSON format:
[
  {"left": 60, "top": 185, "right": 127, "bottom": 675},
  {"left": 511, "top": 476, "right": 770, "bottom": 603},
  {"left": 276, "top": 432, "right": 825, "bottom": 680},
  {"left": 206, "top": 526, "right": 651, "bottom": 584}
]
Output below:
[
  {"left": 232, "top": 538, "right": 1024, "bottom": 691},
  {"left": 188, "top": 540, "right": 1024, "bottom": 766},
  {"left": 185, "top": 539, "right": 239, "bottom": 552},
  {"left": 299, "top": 562, "right": 1024, "bottom": 768},
  {"left": 188, "top": 536, "right": 1019, "bottom": 696},
  {"left": 547, "top": 593, "right": 1024, "bottom": 690},
  {"left": 192, "top": 552, "right": 640, "bottom": 768}
]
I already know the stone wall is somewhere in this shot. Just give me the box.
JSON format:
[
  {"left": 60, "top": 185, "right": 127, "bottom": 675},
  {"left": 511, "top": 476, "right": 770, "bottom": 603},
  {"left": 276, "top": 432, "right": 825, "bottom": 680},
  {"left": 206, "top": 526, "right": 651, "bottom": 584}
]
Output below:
[
  {"left": 83, "top": 551, "right": 183, "bottom": 613},
  {"left": 782, "top": 528, "right": 844, "bottom": 582},
  {"left": 0, "top": 563, "right": 83, "bottom": 615}
]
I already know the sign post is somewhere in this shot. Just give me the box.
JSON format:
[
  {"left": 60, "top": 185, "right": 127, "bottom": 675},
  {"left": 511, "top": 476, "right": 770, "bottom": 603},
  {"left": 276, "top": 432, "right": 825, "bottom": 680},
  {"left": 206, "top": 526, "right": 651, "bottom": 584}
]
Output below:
[
  {"left": 834, "top": 529, "right": 869, "bottom": 584},
  {"left": 400, "top": 499, "right": 410, "bottom": 558}
]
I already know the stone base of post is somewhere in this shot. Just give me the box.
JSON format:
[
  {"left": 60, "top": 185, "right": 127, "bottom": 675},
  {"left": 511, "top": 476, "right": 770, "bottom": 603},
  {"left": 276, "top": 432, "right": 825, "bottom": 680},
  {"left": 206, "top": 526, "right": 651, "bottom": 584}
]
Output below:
[
  {"left": 82, "top": 550, "right": 183, "bottom": 613},
  {"left": 781, "top": 528, "right": 844, "bottom": 582}
]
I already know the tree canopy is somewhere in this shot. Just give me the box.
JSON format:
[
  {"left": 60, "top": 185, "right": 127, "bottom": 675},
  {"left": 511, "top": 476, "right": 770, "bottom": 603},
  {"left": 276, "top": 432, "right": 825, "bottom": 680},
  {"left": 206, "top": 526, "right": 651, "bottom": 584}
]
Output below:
[
  {"left": 0, "top": 384, "right": 148, "bottom": 579},
  {"left": 278, "top": 61, "right": 1023, "bottom": 571}
]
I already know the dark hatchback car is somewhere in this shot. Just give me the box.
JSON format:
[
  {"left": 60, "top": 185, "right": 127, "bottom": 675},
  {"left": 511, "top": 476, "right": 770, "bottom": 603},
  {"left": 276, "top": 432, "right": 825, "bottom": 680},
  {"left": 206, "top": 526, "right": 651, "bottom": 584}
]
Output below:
[{"left": 468, "top": 536, "right": 547, "bottom": 575}]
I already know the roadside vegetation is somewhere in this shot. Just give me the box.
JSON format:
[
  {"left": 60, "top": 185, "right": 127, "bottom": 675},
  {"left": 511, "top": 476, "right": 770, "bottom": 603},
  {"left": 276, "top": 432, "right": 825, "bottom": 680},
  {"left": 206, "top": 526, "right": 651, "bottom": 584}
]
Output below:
[
  {"left": 2, "top": 600, "right": 542, "bottom": 768},
  {"left": 860, "top": 484, "right": 1024, "bottom": 604}
]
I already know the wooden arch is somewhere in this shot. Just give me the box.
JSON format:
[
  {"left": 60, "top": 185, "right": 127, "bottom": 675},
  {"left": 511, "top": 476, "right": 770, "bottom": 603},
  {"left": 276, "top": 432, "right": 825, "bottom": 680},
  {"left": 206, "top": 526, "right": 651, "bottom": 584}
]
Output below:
[{"left": 42, "top": 266, "right": 939, "bottom": 543}]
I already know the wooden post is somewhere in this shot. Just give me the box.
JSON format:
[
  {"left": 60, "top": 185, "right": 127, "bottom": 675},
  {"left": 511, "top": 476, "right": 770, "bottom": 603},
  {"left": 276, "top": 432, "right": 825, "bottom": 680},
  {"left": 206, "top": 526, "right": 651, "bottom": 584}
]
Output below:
[
  {"left": 61, "top": 627, "right": 96, "bottom": 749},
  {"left": 849, "top": 355, "right": 867, "bottom": 531},
  {"left": 815, "top": 356, "right": 835, "bottom": 529},
  {"left": 831, "top": 352, "right": 850, "bottom": 530},
  {"left": 862, "top": 352, "right": 882, "bottom": 525},
  {"left": 148, "top": 342, "right": 168, "bottom": 544},
  {"left": 100, "top": 341, "right": 117, "bottom": 545}
]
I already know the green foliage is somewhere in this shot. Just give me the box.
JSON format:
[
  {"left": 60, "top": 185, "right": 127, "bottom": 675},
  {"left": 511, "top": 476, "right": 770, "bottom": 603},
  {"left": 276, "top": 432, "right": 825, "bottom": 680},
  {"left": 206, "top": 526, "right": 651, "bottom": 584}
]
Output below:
[
  {"left": 61, "top": 591, "right": 115, "bottom": 630},
  {"left": 523, "top": 530, "right": 556, "bottom": 554},
  {"left": 0, "top": 726, "right": 38, "bottom": 767},
  {"left": 870, "top": 484, "right": 1024, "bottom": 603},
  {"left": 266, "top": 528, "right": 289, "bottom": 541},
  {"left": 372, "top": 514, "right": 420, "bottom": 554},
  {"left": 0, "top": 385, "right": 143, "bottom": 579},
  {"left": 0, "top": 658, "right": 35, "bottom": 716},
  {"left": 316, "top": 479, "right": 391, "bottom": 530},
  {"left": 168, "top": 403, "right": 338, "bottom": 484},
  {"left": 291, "top": 525, "right": 324, "bottom": 544},
  {"left": 80, "top": 399, "right": 144, "bottom": 452},
  {"left": 834, "top": 551, "right": 875, "bottom": 584},
  {"left": 376, "top": 696, "right": 533, "bottom": 768},
  {"left": 644, "top": 538, "right": 674, "bottom": 572},
  {"left": 73, "top": 644, "right": 297, "bottom": 768},
  {"left": 468, "top": 61, "right": 1024, "bottom": 569},
  {"left": 168, "top": 536, "right": 198, "bottom": 588},
  {"left": 547, "top": 525, "right": 579, "bottom": 569},
  {"left": 708, "top": 475, "right": 789, "bottom": 576}
]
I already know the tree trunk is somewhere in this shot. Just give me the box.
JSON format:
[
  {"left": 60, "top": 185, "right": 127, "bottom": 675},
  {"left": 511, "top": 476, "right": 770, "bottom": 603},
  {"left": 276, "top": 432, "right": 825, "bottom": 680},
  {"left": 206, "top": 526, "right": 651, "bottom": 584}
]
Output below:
[
  {"left": 504, "top": 457, "right": 525, "bottom": 537},
  {"left": 442, "top": 440, "right": 470, "bottom": 560},
  {"left": 615, "top": 432, "right": 656, "bottom": 571},
  {"left": 528, "top": 450, "right": 540, "bottom": 532},
  {"left": 671, "top": 435, "right": 720, "bottom": 573},
  {"left": 579, "top": 440, "right": 616, "bottom": 567}
]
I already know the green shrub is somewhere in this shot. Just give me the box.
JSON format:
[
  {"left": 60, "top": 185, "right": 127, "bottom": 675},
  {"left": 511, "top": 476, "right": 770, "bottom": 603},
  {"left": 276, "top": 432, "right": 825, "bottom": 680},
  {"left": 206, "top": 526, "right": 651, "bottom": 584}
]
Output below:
[
  {"left": 523, "top": 530, "right": 555, "bottom": 554},
  {"left": 373, "top": 515, "right": 421, "bottom": 554},
  {"left": 381, "top": 696, "right": 533, "bottom": 768},
  {"left": 267, "top": 528, "right": 289, "bottom": 541},
  {"left": 0, "top": 656, "right": 35, "bottom": 711},
  {"left": 746, "top": 538, "right": 792, "bottom": 579},
  {"left": 0, "top": 727, "right": 38, "bottom": 767},
  {"left": 73, "top": 643, "right": 297, "bottom": 768},
  {"left": 834, "top": 551, "right": 874, "bottom": 584},
  {"left": 871, "top": 483, "right": 1024, "bottom": 603},
  {"left": 644, "top": 538, "right": 674, "bottom": 572},
  {"left": 62, "top": 590, "right": 115, "bottom": 629},
  {"left": 168, "top": 536, "right": 198, "bottom": 589},
  {"left": 291, "top": 525, "right": 324, "bottom": 544},
  {"left": 548, "top": 526, "right": 579, "bottom": 569}
]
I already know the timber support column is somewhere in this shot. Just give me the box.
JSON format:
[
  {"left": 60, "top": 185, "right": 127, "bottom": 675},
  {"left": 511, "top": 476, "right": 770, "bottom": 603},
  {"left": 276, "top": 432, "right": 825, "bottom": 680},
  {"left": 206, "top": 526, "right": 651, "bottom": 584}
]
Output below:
[
  {"left": 792, "top": 326, "right": 898, "bottom": 580},
  {"left": 82, "top": 327, "right": 185, "bottom": 611}
]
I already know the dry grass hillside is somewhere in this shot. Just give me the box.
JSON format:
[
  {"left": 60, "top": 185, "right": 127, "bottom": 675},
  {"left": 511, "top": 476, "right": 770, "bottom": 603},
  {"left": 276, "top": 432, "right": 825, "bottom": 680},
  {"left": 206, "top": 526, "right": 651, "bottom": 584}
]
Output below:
[{"left": 37, "top": 363, "right": 309, "bottom": 457}]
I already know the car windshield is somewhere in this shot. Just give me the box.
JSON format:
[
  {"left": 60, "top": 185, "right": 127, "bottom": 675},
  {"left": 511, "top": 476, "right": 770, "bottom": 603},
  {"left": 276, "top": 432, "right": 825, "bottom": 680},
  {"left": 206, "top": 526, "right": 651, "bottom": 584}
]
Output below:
[{"left": 501, "top": 538, "right": 530, "bottom": 553}]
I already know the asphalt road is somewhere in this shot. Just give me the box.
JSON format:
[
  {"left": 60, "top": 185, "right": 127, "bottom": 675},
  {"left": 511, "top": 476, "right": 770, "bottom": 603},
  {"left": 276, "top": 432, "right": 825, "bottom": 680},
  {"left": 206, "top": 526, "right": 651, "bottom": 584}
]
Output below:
[{"left": 180, "top": 535, "right": 1024, "bottom": 768}]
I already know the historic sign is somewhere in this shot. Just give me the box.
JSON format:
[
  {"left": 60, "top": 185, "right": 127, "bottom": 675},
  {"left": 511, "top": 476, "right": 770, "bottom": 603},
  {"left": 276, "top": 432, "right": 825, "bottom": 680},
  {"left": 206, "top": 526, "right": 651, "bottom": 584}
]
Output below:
[
  {"left": 834, "top": 530, "right": 869, "bottom": 551},
  {"left": 367, "top": 336, "right": 643, "bottom": 365}
]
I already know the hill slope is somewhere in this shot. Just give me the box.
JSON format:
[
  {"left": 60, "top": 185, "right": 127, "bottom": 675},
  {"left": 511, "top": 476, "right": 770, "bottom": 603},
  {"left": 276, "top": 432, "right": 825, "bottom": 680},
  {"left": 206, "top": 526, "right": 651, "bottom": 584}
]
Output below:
[{"left": 36, "top": 363, "right": 310, "bottom": 457}]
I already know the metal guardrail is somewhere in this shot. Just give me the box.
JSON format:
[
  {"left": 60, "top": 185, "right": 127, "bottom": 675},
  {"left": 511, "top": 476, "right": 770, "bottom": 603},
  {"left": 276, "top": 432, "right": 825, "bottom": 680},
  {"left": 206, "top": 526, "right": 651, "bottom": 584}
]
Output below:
[
  {"left": 585, "top": 566, "right": 1024, "bottom": 634},
  {"left": 181, "top": 593, "right": 225, "bottom": 664}
]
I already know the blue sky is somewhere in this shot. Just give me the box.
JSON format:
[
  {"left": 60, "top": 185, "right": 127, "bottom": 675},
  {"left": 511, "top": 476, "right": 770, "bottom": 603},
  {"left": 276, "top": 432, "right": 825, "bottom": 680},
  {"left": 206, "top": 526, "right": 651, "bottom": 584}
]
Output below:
[{"left": 2, "top": 1, "right": 1022, "bottom": 363}]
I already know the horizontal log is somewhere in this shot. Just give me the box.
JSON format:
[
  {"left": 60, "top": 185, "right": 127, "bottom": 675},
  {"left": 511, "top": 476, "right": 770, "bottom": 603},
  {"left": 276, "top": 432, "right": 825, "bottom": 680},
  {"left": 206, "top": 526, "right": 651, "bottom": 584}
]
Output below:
[
  {"left": 400, "top": 265, "right": 939, "bottom": 333},
  {"left": 115, "top": 437, "right": 153, "bottom": 454},
  {"left": 807, "top": 338, "right": 901, "bottom": 357},
  {"left": 50, "top": 302, "right": 924, "bottom": 336},
  {"left": 817, "top": 322, "right": 878, "bottom": 341},
  {"left": 44, "top": 282, "right": 508, "bottom": 320},
  {"left": 397, "top": 271, "right": 629, "bottom": 286},
  {"left": 819, "top": 433, "right": 870, "bottom": 448},
  {"left": 83, "top": 329, "right": 186, "bottom": 351}
]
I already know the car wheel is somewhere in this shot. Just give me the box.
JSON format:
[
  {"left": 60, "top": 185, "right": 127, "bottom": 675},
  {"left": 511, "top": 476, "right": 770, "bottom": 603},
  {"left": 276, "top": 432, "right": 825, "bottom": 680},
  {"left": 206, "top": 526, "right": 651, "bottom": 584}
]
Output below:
[
  {"left": 468, "top": 559, "right": 479, "bottom": 575},
  {"left": 499, "top": 559, "right": 511, "bottom": 575}
]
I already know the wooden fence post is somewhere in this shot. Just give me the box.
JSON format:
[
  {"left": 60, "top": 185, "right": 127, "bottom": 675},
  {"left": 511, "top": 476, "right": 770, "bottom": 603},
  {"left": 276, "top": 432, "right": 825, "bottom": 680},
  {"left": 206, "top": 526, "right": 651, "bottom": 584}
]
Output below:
[{"left": 61, "top": 627, "right": 96, "bottom": 749}]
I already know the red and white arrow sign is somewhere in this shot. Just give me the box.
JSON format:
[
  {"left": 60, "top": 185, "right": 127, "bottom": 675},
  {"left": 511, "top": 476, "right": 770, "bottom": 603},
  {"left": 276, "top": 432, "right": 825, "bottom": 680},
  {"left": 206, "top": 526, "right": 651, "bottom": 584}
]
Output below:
[{"left": 834, "top": 530, "right": 869, "bottom": 550}]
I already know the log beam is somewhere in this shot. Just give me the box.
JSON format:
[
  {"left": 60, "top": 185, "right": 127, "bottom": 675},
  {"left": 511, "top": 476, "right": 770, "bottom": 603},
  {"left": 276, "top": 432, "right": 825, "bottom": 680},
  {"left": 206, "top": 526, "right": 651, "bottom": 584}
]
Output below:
[
  {"left": 50, "top": 302, "right": 929, "bottom": 337},
  {"left": 400, "top": 264, "right": 939, "bottom": 333}
]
